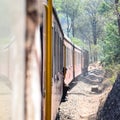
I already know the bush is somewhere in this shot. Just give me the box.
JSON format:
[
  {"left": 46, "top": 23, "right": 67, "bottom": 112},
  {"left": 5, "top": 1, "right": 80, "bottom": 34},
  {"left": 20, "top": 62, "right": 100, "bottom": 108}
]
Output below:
[{"left": 104, "top": 64, "right": 120, "bottom": 84}]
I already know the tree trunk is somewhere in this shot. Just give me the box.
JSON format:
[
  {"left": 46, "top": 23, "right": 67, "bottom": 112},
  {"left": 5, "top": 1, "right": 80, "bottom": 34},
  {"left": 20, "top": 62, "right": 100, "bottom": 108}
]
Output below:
[
  {"left": 115, "top": 0, "right": 120, "bottom": 36},
  {"left": 71, "top": 12, "right": 75, "bottom": 37},
  {"left": 88, "top": 40, "right": 92, "bottom": 63},
  {"left": 66, "top": 14, "right": 70, "bottom": 37},
  {"left": 92, "top": 19, "right": 97, "bottom": 45},
  {"left": 91, "top": 18, "right": 97, "bottom": 62},
  {"left": 72, "top": 22, "right": 75, "bottom": 37}
]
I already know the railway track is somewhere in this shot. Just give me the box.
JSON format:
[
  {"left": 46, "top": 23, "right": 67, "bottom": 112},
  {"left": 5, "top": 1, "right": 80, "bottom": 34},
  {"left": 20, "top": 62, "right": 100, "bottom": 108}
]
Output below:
[{"left": 59, "top": 66, "right": 112, "bottom": 120}]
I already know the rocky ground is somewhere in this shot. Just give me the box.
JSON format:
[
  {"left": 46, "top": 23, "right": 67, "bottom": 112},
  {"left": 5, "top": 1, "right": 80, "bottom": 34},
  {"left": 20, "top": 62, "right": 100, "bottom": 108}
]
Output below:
[
  {"left": 98, "top": 73, "right": 120, "bottom": 120},
  {"left": 59, "top": 63, "right": 112, "bottom": 120}
]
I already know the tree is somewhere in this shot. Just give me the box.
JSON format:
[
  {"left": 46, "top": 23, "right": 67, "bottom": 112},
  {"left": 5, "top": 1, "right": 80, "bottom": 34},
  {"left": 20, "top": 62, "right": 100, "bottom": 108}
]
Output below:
[
  {"left": 84, "top": 0, "right": 103, "bottom": 61},
  {"left": 99, "top": 0, "right": 120, "bottom": 65},
  {"left": 60, "top": 0, "right": 81, "bottom": 37},
  {"left": 115, "top": 0, "right": 120, "bottom": 35},
  {"left": 53, "top": 0, "right": 120, "bottom": 65}
]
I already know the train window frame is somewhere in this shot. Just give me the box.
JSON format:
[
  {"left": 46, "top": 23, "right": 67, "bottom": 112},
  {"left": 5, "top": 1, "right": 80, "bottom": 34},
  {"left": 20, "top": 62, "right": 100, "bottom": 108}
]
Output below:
[
  {"left": 60, "top": 37, "right": 63, "bottom": 73},
  {"left": 52, "top": 26, "right": 54, "bottom": 78},
  {"left": 56, "top": 30, "right": 58, "bottom": 75},
  {"left": 54, "top": 28, "right": 57, "bottom": 77}
]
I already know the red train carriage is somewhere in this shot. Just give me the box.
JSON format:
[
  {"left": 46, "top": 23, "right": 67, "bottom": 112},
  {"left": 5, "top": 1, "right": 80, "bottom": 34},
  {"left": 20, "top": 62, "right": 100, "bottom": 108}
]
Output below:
[
  {"left": 81, "top": 50, "right": 89, "bottom": 75},
  {"left": 74, "top": 46, "right": 83, "bottom": 78},
  {"left": 51, "top": 8, "right": 64, "bottom": 120},
  {"left": 63, "top": 36, "right": 74, "bottom": 85},
  {"left": 63, "top": 37, "right": 85, "bottom": 85}
]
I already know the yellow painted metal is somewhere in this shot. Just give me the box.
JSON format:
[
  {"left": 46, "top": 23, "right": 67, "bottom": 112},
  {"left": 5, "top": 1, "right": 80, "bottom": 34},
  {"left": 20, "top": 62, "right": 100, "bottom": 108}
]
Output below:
[{"left": 45, "top": 0, "right": 52, "bottom": 120}]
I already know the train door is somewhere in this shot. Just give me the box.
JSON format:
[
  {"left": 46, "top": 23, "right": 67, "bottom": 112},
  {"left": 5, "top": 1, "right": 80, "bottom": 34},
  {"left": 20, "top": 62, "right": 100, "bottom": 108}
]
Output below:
[
  {"left": 63, "top": 45, "right": 66, "bottom": 74},
  {"left": 40, "top": 1, "right": 48, "bottom": 119}
]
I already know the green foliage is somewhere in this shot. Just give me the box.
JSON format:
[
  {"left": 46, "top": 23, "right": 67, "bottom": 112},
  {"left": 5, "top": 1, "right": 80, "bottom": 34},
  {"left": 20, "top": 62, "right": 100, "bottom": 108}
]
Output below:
[
  {"left": 105, "top": 64, "right": 120, "bottom": 84},
  {"left": 53, "top": 0, "right": 62, "bottom": 12},
  {"left": 54, "top": 0, "right": 120, "bottom": 65},
  {"left": 98, "top": 1, "right": 111, "bottom": 14},
  {"left": 91, "top": 44, "right": 101, "bottom": 57},
  {"left": 102, "top": 22, "right": 120, "bottom": 65}
]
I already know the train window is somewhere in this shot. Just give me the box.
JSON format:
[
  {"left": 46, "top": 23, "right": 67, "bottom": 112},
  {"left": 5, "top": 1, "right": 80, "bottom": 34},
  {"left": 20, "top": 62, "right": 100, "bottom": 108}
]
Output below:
[
  {"left": 56, "top": 31, "right": 58, "bottom": 75},
  {"left": 70, "top": 49, "right": 71, "bottom": 66},
  {"left": 59, "top": 36, "right": 60, "bottom": 72},
  {"left": 71, "top": 49, "right": 72, "bottom": 66},
  {"left": 78, "top": 52, "right": 79, "bottom": 65},
  {"left": 71, "top": 49, "right": 73, "bottom": 66},
  {"left": 68, "top": 49, "right": 69, "bottom": 67},
  {"left": 68, "top": 48, "right": 70, "bottom": 68},
  {"left": 66, "top": 48, "right": 68, "bottom": 68},
  {"left": 68, "top": 48, "right": 69, "bottom": 67},
  {"left": 76, "top": 52, "right": 77, "bottom": 65},
  {"left": 69, "top": 49, "right": 70, "bottom": 67},
  {"left": 69, "top": 48, "right": 70, "bottom": 67},
  {"left": 60, "top": 38, "right": 63, "bottom": 72},
  {"left": 58, "top": 34, "right": 60, "bottom": 72},
  {"left": 59, "top": 36, "right": 61, "bottom": 72},
  {"left": 59, "top": 37, "right": 61, "bottom": 72},
  {"left": 78, "top": 53, "right": 79, "bottom": 65},
  {"left": 57, "top": 32, "right": 60, "bottom": 73},
  {"left": 66, "top": 48, "right": 67, "bottom": 68},
  {"left": 56, "top": 31, "right": 58, "bottom": 74},
  {"left": 77, "top": 52, "right": 78, "bottom": 65},
  {"left": 52, "top": 27, "right": 55, "bottom": 77},
  {"left": 58, "top": 33, "right": 60, "bottom": 72},
  {"left": 54, "top": 29, "right": 56, "bottom": 76}
]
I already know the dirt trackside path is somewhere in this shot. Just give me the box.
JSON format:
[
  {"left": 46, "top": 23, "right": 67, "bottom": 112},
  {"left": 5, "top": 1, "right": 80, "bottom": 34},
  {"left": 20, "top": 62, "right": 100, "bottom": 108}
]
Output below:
[{"left": 59, "top": 63, "right": 112, "bottom": 120}]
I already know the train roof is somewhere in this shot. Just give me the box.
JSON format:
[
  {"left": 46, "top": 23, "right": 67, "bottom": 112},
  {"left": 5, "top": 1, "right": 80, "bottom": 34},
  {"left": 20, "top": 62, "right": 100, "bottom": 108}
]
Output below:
[
  {"left": 53, "top": 7, "right": 64, "bottom": 36},
  {"left": 74, "top": 44, "right": 82, "bottom": 52},
  {"left": 53, "top": 7, "right": 88, "bottom": 53},
  {"left": 64, "top": 34, "right": 72, "bottom": 42},
  {"left": 64, "top": 34, "right": 74, "bottom": 46},
  {"left": 64, "top": 34, "right": 83, "bottom": 51}
]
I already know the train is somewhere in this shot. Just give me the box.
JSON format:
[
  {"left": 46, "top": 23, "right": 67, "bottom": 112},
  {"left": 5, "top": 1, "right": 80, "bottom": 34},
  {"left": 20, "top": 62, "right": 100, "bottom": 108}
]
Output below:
[{"left": 0, "top": 0, "right": 89, "bottom": 120}]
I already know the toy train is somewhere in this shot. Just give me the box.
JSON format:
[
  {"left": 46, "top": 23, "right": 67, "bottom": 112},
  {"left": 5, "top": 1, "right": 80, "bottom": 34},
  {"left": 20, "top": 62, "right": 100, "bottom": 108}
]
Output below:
[
  {"left": 0, "top": 0, "right": 89, "bottom": 120},
  {"left": 51, "top": 6, "right": 89, "bottom": 120}
]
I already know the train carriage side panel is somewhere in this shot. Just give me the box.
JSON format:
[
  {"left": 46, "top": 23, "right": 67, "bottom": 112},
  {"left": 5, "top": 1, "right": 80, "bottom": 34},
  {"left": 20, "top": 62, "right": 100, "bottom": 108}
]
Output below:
[
  {"left": 82, "top": 50, "right": 89, "bottom": 75},
  {"left": 64, "top": 37, "right": 74, "bottom": 85},
  {"left": 74, "top": 47, "right": 82, "bottom": 78},
  {"left": 52, "top": 8, "right": 64, "bottom": 120}
]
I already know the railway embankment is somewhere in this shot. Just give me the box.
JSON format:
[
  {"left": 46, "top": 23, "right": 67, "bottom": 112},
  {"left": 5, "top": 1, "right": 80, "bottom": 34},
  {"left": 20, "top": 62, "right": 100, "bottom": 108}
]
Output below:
[
  {"left": 97, "top": 73, "right": 120, "bottom": 120},
  {"left": 59, "top": 63, "right": 112, "bottom": 120}
]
